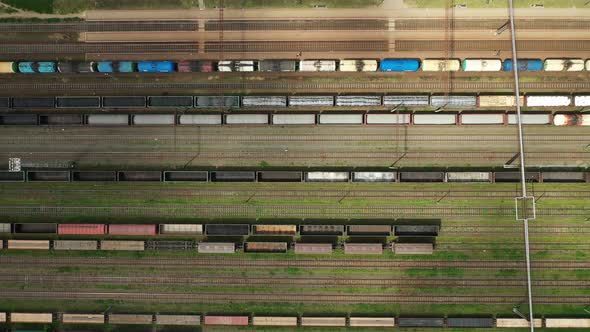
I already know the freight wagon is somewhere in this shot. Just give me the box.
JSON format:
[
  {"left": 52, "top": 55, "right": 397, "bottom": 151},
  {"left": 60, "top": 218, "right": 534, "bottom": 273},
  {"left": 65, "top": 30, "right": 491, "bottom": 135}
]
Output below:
[
  {"left": 5, "top": 58, "right": 590, "bottom": 74},
  {"left": 245, "top": 242, "right": 288, "bottom": 253},
  {"left": 253, "top": 225, "right": 297, "bottom": 235},
  {"left": 252, "top": 316, "right": 297, "bottom": 326},
  {"left": 344, "top": 243, "right": 383, "bottom": 255}
]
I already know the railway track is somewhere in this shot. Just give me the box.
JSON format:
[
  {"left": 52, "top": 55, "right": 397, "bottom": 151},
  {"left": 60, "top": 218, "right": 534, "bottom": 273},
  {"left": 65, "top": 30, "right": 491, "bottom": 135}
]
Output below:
[
  {"left": 204, "top": 40, "right": 389, "bottom": 52},
  {"left": 1, "top": 257, "right": 588, "bottom": 270},
  {"left": 394, "top": 19, "right": 590, "bottom": 30},
  {"left": 0, "top": 43, "right": 198, "bottom": 54},
  {"left": 0, "top": 204, "right": 568, "bottom": 218},
  {"left": 5, "top": 188, "right": 590, "bottom": 201},
  {"left": 0, "top": 21, "right": 199, "bottom": 33},
  {"left": 5, "top": 134, "right": 588, "bottom": 145},
  {"left": 205, "top": 19, "right": 388, "bottom": 31},
  {"left": 0, "top": 289, "right": 585, "bottom": 304},
  {"left": 395, "top": 40, "right": 590, "bottom": 51},
  {"left": 0, "top": 81, "right": 588, "bottom": 92},
  {"left": 1, "top": 150, "right": 587, "bottom": 165},
  {"left": 1, "top": 273, "right": 588, "bottom": 288}
]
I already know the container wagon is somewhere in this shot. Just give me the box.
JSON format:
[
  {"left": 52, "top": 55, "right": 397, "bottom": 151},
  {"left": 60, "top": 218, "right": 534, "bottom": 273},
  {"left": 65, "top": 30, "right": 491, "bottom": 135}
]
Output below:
[
  {"left": 478, "top": 95, "right": 524, "bottom": 107},
  {"left": 11, "top": 313, "right": 53, "bottom": 323},
  {"left": 395, "top": 225, "right": 440, "bottom": 236},
  {"left": 461, "top": 59, "right": 502, "bottom": 71},
  {"left": 179, "top": 114, "right": 222, "bottom": 125},
  {"left": 204, "top": 316, "right": 249, "bottom": 326},
  {"left": 349, "top": 317, "right": 395, "bottom": 327},
  {"left": 299, "top": 60, "right": 337, "bottom": 72},
  {"left": 272, "top": 114, "right": 316, "bottom": 125},
  {"left": 553, "top": 114, "right": 590, "bottom": 126},
  {"left": 159, "top": 224, "right": 203, "bottom": 235},
  {"left": 347, "top": 225, "right": 391, "bottom": 235},
  {"left": 138, "top": 61, "right": 175, "bottom": 73},
  {"left": 300, "top": 225, "right": 344, "bottom": 235},
  {"left": 0, "top": 62, "right": 17, "bottom": 73},
  {"left": 54, "top": 240, "right": 98, "bottom": 251},
  {"left": 431, "top": 95, "right": 477, "bottom": 107},
  {"left": 422, "top": 59, "right": 461, "bottom": 71},
  {"left": 245, "top": 242, "right": 288, "bottom": 253},
  {"left": 252, "top": 316, "right": 298, "bottom": 326},
  {"left": 365, "top": 113, "right": 411, "bottom": 125},
  {"left": 195, "top": 95, "right": 240, "bottom": 108},
  {"left": 108, "top": 224, "right": 157, "bottom": 236},
  {"left": 380, "top": 59, "right": 420, "bottom": 72},
  {"left": 496, "top": 318, "right": 543, "bottom": 328},
  {"left": 58, "top": 224, "right": 107, "bottom": 235},
  {"left": 100, "top": 240, "right": 145, "bottom": 251},
  {"left": 344, "top": 243, "right": 383, "bottom": 255},
  {"left": 543, "top": 58, "right": 585, "bottom": 71},
  {"left": 383, "top": 95, "right": 429, "bottom": 106},
  {"left": 288, "top": 95, "right": 334, "bottom": 107},
  {"left": 526, "top": 95, "right": 571, "bottom": 107},
  {"left": 398, "top": 318, "right": 444, "bottom": 327},
  {"left": 394, "top": 243, "right": 433, "bottom": 255},
  {"left": 62, "top": 314, "right": 105, "bottom": 324},
  {"left": 294, "top": 243, "right": 333, "bottom": 254},
  {"left": 242, "top": 96, "right": 287, "bottom": 107},
  {"left": 253, "top": 225, "right": 297, "bottom": 235},
  {"left": 109, "top": 314, "right": 153, "bottom": 325},
  {"left": 155, "top": 314, "right": 201, "bottom": 326},
  {"left": 197, "top": 242, "right": 235, "bottom": 253},
  {"left": 335, "top": 95, "right": 381, "bottom": 107},
  {"left": 503, "top": 59, "right": 543, "bottom": 71},
  {"left": 258, "top": 60, "right": 296, "bottom": 72},
  {"left": 205, "top": 224, "right": 250, "bottom": 236},
  {"left": 339, "top": 59, "right": 378, "bottom": 72},
  {"left": 7, "top": 240, "right": 50, "bottom": 250},
  {"left": 301, "top": 317, "right": 346, "bottom": 327}
]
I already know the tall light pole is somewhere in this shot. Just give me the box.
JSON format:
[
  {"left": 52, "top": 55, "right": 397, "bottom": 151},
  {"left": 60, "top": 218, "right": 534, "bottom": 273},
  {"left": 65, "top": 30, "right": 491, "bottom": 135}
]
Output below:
[{"left": 507, "top": 0, "right": 535, "bottom": 330}]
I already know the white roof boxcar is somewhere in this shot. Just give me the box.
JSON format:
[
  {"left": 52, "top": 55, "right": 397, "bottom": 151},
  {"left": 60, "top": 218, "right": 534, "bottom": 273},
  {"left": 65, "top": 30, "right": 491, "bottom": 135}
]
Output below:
[
  {"left": 544, "top": 58, "right": 585, "bottom": 71},
  {"left": 413, "top": 114, "right": 456, "bottom": 125},
  {"left": 306, "top": 172, "right": 349, "bottom": 182},
  {"left": 366, "top": 113, "right": 411, "bottom": 124},
  {"left": 574, "top": 95, "right": 590, "bottom": 106},
  {"left": 288, "top": 96, "right": 334, "bottom": 107},
  {"left": 156, "top": 314, "right": 200, "bottom": 325},
  {"left": 319, "top": 114, "right": 363, "bottom": 124},
  {"left": 217, "top": 60, "right": 233, "bottom": 72},
  {"left": 301, "top": 317, "right": 346, "bottom": 327},
  {"left": 526, "top": 95, "right": 572, "bottom": 107},
  {"left": 235, "top": 60, "right": 255, "bottom": 72},
  {"left": 422, "top": 59, "right": 461, "bottom": 71},
  {"left": 179, "top": 114, "right": 222, "bottom": 125},
  {"left": 225, "top": 114, "right": 269, "bottom": 124},
  {"left": 507, "top": 113, "right": 551, "bottom": 125},
  {"left": 86, "top": 114, "right": 129, "bottom": 125},
  {"left": 160, "top": 224, "right": 203, "bottom": 235},
  {"left": 252, "top": 317, "right": 298, "bottom": 326},
  {"left": 11, "top": 313, "right": 53, "bottom": 323},
  {"left": 460, "top": 113, "right": 504, "bottom": 125},
  {"left": 272, "top": 114, "right": 316, "bottom": 125},
  {"left": 353, "top": 172, "right": 396, "bottom": 182},
  {"left": 132, "top": 114, "right": 175, "bottom": 125},
  {"left": 335, "top": 95, "right": 381, "bottom": 107},
  {"left": 461, "top": 59, "right": 502, "bottom": 71},
  {"left": 339, "top": 59, "right": 378, "bottom": 72},
  {"left": 383, "top": 95, "right": 429, "bottom": 106},
  {"left": 299, "top": 60, "right": 337, "bottom": 72},
  {"left": 545, "top": 319, "right": 590, "bottom": 328}
]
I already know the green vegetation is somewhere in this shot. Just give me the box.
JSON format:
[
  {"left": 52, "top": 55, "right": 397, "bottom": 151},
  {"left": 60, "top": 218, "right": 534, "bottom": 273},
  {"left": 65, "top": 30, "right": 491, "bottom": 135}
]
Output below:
[
  {"left": 2, "top": 0, "right": 54, "bottom": 13},
  {"left": 404, "top": 0, "right": 589, "bottom": 7},
  {"left": 204, "top": 0, "right": 383, "bottom": 8}
]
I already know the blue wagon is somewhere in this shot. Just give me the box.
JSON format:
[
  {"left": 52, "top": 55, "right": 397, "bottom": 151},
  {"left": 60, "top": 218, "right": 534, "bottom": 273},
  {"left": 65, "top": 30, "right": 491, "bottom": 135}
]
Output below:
[
  {"left": 138, "top": 61, "right": 175, "bottom": 73},
  {"left": 37, "top": 61, "right": 56, "bottom": 73},
  {"left": 380, "top": 59, "right": 420, "bottom": 72},
  {"left": 117, "top": 61, "right": 135, "bottom": 72},
  {"left": 97, "top": 61, "right": 114, "bottom": 73},
  {"left": 18, "top": 62, "right": 36, "bottom": 73},
  {"left": 502, "top": 59, "right": 543, "bottom": 71}
]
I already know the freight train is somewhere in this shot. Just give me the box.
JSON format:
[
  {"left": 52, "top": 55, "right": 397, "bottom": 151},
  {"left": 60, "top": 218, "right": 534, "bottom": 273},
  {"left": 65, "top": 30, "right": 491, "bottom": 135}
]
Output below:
[
  {"left": 1, "top": 94, "right": 588, "bottom": 109},
  {"left": 0, "top": 311, "right": 588, "bottom": 329},
  {"left": 3, "top": 170, "right": 588, "bottom": 183},
  {"left": 2, "top": 111, "right": 588, "bottom": 127},
  {"left": 1, "top": 58, "right": 589, "bottom": 73}
]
